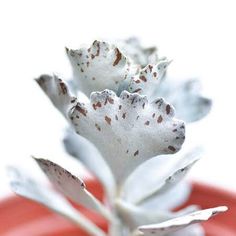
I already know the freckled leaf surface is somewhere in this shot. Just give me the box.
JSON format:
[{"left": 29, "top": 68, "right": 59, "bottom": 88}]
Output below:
[
  {"left": 66, "top": 40, "right": 130, "bottom": 96},
  {"left": 7, "top": 166, "right": 106, "bottom": 236},
  {"left": 34, "top": 158, "right": 113, "bottom": 221},
  {"left": 69, "top": 89, "right": 185, "bottom": 183},
  {"left": 36, "top": 75, "right": 185, "bottom": 183},
  {"left": 36, "top": 74, "right": 77, "bottom": 118},
  {"left": 127, "top": 59, "right": 171, "bottom": 98}
]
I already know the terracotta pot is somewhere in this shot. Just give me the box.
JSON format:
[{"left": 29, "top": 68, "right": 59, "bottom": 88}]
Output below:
[{"left": 0, "top": 182, "right": 235, "bottom": 236}]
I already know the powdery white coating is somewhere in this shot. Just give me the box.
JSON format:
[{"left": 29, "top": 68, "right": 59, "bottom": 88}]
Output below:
[
  {"left": 121, "top": 148, "right": 202, "bottom": 206},
  {"left": 116, "top": 199, "right": 198, "bottom": 230},
  {"left": 117, "top": 37, "right": 159, "bottom": 67},
  {"left": 169, "top": 224, "right": 204, "bottom": 236},
  {"left": 36, "top": 74, "right": 77, "bottom": 118},
  {"left": 138, "top": 182, "right": 192, "bottom": 213},
  {"left": 63, "top": 128, "right": 116, "bottom": 201},
  {"left": 154, "top": 78, "right": 212, "bottom": 122},
  {"left": 118, "top": 38, "right": 212, "bottom": 123},
  {"left": 69, "top": 89, "right": 185, "bottom": 183},
  {"left": 7, "top": 166, "right": 106, "bottom": 236},
  {"left": 34, "top": 158, "right": 113, "bottom": 222},
  {"left": 127, "top": 60, "right": 171, "bottom": 97},
  {"left": 136, "top": 155, "right": 199, "bottom": 206},
  {"left": 137, "top": 206, "right": 228, "bottom": 236},
  {"left": 25, "top": 38, "right": 221, "bottom": 236},
  {"left": 66, "top": 40, "right": 130, "bottom": 96}
]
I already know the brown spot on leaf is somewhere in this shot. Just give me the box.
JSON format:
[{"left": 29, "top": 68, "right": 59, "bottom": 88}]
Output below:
[
  {"left": 92, "top": 102, "right": 102, "bottom": 110},
  {"left": 131, "top": 97, "right": 136, "bottom": 104},
  {"left": 148, "top": 65, "right": 153, "bottom": 72},
  {"left": 168, "top": 146, "right": 176, "bottom": 152},
  {"left": 155, "top": 99, "right": 163, "bottom": 108},
  {"left": 59, "top": 81, "right": 67, "bottom": 95},
  {"left": 152, "top": 113, "right": 155, "bottom": 118},
  {"left": 119, "top": 105, "right": 122, "bottom": 110},
  {"left": 70, "top": 98, "right": 76, "bottom": 103},
  {"left": 135, "top": 80, "right": 141, "bottom": 84},
  {"left": 166, "top": 104, "right": 171, "bottom": 115},
  {"left": 75, "top": 105, "right": 87, "bottom": 116},
  {"left": 105, "top": 116, "right": 111, "bottom": 125},
  {"left": 122, "top": 113, "right": 126, "bottom": 119},
  {"left": 108, "top": 97, "right": 114, "bottom": 104},
  {"left": 95, "top": 123, "right": 101, "bottom": 131},
  {"left": 92, "top": 77, "right": 96, "bottom": 80},
  {"left": 153, "top": 72, "right": 157, "bottom": 77},
  {"left": 140, "top": 75, "right": 147, "bottom": 82},
  {"left": 145, "top": 121, "right": 150, "bottom": 125},
  {"left": 113, "top": 48, "right": 122, "bottom": 66},
  {"left": 133, "top": 88, "right": 142, "bottom": 93},
  {"left": 91, "top": 41, "right": 100, "bottom": 58},
  {"left": 157, "top": 115, "right": 163, "bottom": 123},
  {"left": 104, "top": 98, "right": 108, "bottom": 105},
  {"left": 134, "top": 150, "right": 139, "bottom": 156}
]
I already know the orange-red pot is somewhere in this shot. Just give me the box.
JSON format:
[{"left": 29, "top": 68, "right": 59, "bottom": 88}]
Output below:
[{"left": 0, "top": 182, "right": 235, "bottom": 236}]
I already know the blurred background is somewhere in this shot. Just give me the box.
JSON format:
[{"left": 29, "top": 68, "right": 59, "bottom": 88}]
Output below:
[{"left": 0, "top": 0, "right": 236, "bottom": 197}]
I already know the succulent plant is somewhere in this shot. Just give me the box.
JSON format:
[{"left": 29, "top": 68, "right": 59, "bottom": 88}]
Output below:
[{"left": 8, "top": 38, "right": 226, "bottom": 236}]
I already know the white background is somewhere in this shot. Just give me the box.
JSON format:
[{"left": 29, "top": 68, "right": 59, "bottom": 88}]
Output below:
[{"left": 0, "top": 0, "right": 236, "bottom": 198}]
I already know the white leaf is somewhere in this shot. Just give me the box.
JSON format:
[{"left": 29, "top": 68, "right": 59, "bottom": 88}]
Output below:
[
  {"left": 137, "top": 159, "right": 199, "bottom": 206},
  {"left": 66, "top": 40, "right": 130, "bottom": 96},
  {"left": 36, "top": 76, "right": 185, "bottom": 183},
  {"left": 170, "top": 224, "right": 204, "bottom": 236},
  {"left": 137, "top": 181, "right": 192, "bottom": 214},
  {"left": 63, "top": 128, "right": 116, "bottom": 201},
  {"left": 34, "top": 157, "right": 114, "bottom": 222},
  {"left": 36, "top": 74, "right": 77, "bottom": 118},
  {"left": 127, "top": 60, "right": 171, "bottom": 97},
  {"left": 116, "top": 199, "right": 199, "bottom": 230},
  {"left": 7, "top": 166, "right": 106, "bottom": 236},
  {"left": 116, "top": 37, "right": 159, "bottom": 67},
  {"left": 156, "top": 78, "right": 212, "bottom": 122},
  {"left": 69, "top": 89, "right": 185, "bottom": 183},
  {"left": 121, "top": 148, "right": 201, "bottom": 206},
  {"left": 138, "top": 206, "right": 227, "bottom": 236}
]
